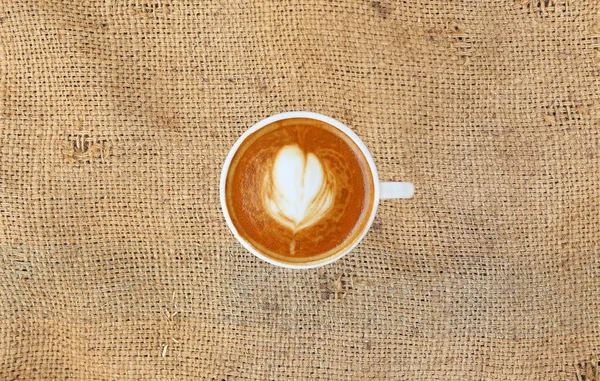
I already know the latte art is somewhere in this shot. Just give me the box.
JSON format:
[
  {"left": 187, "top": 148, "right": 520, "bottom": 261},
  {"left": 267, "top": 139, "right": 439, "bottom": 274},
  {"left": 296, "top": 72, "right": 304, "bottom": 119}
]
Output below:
[
  {"left": 225, "top": 117, "right": 374, "bottom": 263},
  {"left": 262, "top": 145, "right": 334, "bottom": 231}
]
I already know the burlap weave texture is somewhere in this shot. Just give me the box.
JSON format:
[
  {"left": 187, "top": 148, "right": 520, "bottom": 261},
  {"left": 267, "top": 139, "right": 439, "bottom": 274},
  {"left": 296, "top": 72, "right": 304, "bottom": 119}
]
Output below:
[{"left": 1, "top": 0, "right": 599, "bottom": 380}]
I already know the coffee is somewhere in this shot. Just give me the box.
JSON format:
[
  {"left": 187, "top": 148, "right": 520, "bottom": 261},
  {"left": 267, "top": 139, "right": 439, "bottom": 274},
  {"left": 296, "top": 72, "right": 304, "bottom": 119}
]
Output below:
[{"left": 224, "top": 118, "right": 375, "bottom": 264}]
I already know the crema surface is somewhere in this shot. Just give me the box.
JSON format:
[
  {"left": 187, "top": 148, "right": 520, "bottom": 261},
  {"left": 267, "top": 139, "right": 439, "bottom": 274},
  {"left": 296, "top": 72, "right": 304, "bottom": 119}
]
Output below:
[{"left": 225, "top": 118, "right": 375, "bottom": 263}]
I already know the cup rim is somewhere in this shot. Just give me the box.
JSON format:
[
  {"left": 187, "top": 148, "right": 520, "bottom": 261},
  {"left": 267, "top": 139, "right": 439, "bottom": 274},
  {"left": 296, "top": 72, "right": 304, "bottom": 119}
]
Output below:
[{"left": 220, "top": 111, "right": 381, "bottom": 269}]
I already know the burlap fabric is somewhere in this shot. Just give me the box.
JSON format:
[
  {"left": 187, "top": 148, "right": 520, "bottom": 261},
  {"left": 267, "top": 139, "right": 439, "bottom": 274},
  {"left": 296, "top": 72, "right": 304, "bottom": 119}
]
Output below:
[{"left": 1, "top": 0, "right": 599, "bottom": 379}]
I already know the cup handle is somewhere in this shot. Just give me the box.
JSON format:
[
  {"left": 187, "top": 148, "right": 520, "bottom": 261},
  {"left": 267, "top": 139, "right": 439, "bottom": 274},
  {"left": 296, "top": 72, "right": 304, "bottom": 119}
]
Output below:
[{"left": 380, "top": 182, "right": 414, "bottom": 199}]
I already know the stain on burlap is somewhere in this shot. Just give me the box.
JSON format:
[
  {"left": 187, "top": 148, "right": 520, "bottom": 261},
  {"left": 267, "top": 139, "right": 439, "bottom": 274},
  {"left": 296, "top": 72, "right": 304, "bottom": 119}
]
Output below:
[{"left": 1, "top": 0, "right": 599, "bottom": 380}]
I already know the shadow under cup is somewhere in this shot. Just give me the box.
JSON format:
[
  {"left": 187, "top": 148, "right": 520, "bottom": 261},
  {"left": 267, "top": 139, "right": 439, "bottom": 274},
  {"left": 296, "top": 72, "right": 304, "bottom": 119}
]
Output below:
[{"left": 221, "top": 113, "right": 380, "bottom": 268}]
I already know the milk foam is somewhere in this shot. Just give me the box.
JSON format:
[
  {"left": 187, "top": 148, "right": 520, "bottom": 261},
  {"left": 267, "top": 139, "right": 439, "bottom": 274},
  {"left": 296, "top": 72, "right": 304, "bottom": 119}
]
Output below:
[{"left": 262, "top": 145, "right": 334, "bottom": 231}]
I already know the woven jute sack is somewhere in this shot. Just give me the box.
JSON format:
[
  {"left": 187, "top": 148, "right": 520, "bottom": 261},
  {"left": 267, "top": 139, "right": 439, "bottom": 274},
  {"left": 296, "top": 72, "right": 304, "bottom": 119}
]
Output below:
[{"left": 1, "top": 0, "right": 599, "bottom": 380}]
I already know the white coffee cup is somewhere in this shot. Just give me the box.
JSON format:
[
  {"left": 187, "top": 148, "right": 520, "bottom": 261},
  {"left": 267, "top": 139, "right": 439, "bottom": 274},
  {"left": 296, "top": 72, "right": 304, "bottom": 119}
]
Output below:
[{"left": 220, "top": 111, "right": 414, "bottom": 269}]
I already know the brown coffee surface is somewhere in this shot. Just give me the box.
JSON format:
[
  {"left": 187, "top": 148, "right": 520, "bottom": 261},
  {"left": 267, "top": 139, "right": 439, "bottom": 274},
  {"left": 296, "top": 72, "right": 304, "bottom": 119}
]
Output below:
[{"left": 225, "top": 118, "right": 375, "bottom": 263}]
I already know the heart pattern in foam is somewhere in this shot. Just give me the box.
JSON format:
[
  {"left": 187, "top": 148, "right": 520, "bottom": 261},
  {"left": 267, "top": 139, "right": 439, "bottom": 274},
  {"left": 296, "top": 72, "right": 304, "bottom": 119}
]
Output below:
[{"left": 262, "top": 145, "right": 334, "bottom": 231}]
